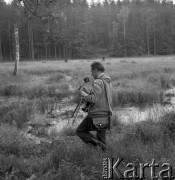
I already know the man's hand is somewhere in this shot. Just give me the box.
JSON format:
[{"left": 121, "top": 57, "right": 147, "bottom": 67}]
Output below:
[{"left": 80, "top": 91, "right": 88, "bottom": 98}]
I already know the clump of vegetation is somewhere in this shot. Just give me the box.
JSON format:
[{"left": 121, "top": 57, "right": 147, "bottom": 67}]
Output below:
[
  {"left": 60, "top": 125, "right": 76, "bottom": 136},
  {"left": 0, "top": 84, "right": 22, "bottom": 96},
  {"left": 0, "top": 100, "right": 35, "bottom": 128},
  {"left": 111, "top": 112, "right": 122, "bottom": 130},
  {"left": 0, "top": 124, "right": 35, "bottom": 157},
  {"left": 23, "top": 69, "right": 68, "bottom": 76},
  {"left": 0, "top": 83, "right": 70, "bottom": 100},
  {"left": 1, "top": 58, "right": 175, "bottom": 179},
  {"left": 47, "top": 73, "right": 65, "bottom": 83},
  {"left": 120, "top": 60, "right": 128, "bottom": 63},
  {"left": 36, "top": 97, "right": 58, "bottom": 114},
  {"left": 159, "top": 110, "right": 175, "bottom": 141},
  {"left": 112, "top": 88, "right": 161, "bottom": 107}
]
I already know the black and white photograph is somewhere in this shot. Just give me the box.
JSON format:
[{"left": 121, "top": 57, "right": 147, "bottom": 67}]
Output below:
[{"left": 0, "top": 0, "right": 175, "bottom": 179}]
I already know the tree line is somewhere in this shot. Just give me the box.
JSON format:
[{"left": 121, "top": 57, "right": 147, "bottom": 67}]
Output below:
[{"left": 0, "top": 0, "right": 175, "bottom": 61}]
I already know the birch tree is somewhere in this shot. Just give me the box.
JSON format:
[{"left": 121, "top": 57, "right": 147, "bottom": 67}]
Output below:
[
  {"left": 0, "top": 0, "right": 6, "bottom": 61},
  {"left": 10, "top": 0, "right": 22, "bottom": 75},
  {"left": 118, "top": 6, "right": 129, "bottom": 56},
  {"left": 13, "top": 24, "right": 19, "bottom": 75}
]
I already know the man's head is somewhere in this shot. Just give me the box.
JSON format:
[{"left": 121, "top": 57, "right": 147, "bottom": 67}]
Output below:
[{"left": 91, "top": 61, "right": 105, "bottom": 79}]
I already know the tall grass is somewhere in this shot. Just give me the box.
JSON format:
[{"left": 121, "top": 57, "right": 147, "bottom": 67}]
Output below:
[
  {"left": 1, "top": 59, "right": 175, "bottom": 179},
  {"left": 0, "top": 82, "right": 71, "bottom": 101},
  {"left": 60, "top": 125, "right": 77, "bottom": 136},
  {"left": 0, "top": 124, "right": 35, "bottom": 157},
  {"left": 0, "top": 100, "right": 35, "bottom": 128},
  {"left": 0, "top": 110, "right": 175, "bottom": 179},
  {"left": 159, "top": 110, "right": 175, "bottom": 141},
  {"left": 112, "top": 88, "right": 162, "bottom": 107},
  {"left": 22, "top": 69, "right": 69, "bottom": 76},
  {"left": 47, "top": 73, "right": 65, "bottom": 83},
  {"left": 111, "top": 68, "right": 175, "bottom": 107}
]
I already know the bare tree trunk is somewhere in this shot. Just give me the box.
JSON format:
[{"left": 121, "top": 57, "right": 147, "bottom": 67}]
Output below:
[
  {"left": 154, "top": 21, "right": 156, "bottom": 55},
  {"left": 64, "top": 46, "right": 68, "bottom": 62},
  {"left": 28, "top": 21, "right": 31, "bottom": 59},
  {"left": 28, "top": 21, "right": 35, "bottom": 60},
  {"left": 0, "top": 35, "right": 3, "bottom": 61},
  {"left": 8, "top": 21, "right": 12, "bottom": 61},
  {"left": 123, "top": 20, "right": 126, "bottom": 57},
  {"left": 59, "top": 45, "right": 61, "bottom": 60},
  {"left": 45, "top": 39, "right": 47, "bottom": 60},
  {"left": 48, "top": 44, "right": 51, "bottom": 60},
  {"left": 85, "top": 12, "right": 88, "bottom": 39},
  {"left": 146, "top": 20, "right": 150, "bottom": 56},
  {"left": 31, "top": 26, "right": 34, "bottom": 60},
  {"left": 13, "top": 24, "right": 19, "bottom": 76},
  {"left": 54, "top": 42, "right": 57, "bottom": 59}
]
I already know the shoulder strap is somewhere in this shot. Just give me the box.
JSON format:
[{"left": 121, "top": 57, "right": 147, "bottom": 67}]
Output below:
[
  {"left": 101, "top": 79, "right": 110, "bottom": 110},
  {"left": 100, "top": 79, "right": 111, "bottom": 130}
]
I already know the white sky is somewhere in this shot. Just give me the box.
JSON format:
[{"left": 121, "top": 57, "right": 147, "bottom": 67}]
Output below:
[
  {"left": 4, "top": 0, "right": 12, "bottom": 3},
  {"left": 4, "top": 0, "right": 175, "bottom": 4}
]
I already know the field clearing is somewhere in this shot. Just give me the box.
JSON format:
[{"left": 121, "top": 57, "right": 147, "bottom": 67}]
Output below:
[
  {"left": 1, "top": 56, "right": 175, "bottom": 73},
  {"left": 1, "top": 56, "right": 175, "bottom": 91},
  {"left": 1, "top": 56, "right": 175, "bottom": 179}
]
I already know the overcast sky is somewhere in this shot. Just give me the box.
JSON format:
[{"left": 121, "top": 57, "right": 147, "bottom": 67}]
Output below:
[{"left": 4, "top": 0, "right": 175, "bottom": 5}]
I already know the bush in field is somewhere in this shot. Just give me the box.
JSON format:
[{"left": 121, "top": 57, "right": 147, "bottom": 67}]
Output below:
[
  {"left": 27, "top": 83, "right": 70, "bottom": 99},
  {"left": 163, "top": 67, "right": 175, "bottom": 74},
  {"left": 0, "top": 84, "right": 22, "bottom": 96},
  {"left": 23, "top": 69, "right": 68, "bottom": 76},
  {"left": 0, "top": 82, "right": 70, "bottom": 100},
  {"left": 0, "top": 100, "right": 35, "bottom": 128},
  {"left": 159, "top": 111, "right": 175, "bottom": 140},
  {"left": 60, "top": 126, "right": 76, "bottom": 136},
  {"left": 0, "top": 124, "right": 35, "bottom": 157},
  {"left": 46, "top": 140, "right": 103, "bottom": 179},
  {"left": 36, "top": 97, "right": 58, "bottom": 114},
  {"left": 0, "top": 154, "right": 33, "bottom": 179},
  {"left": 146, "top": 73, "right": 171, "bottom": 89},
  {"left": 111, "top": 113, "right": 122, "bottom": 130},
  {"left": 47, "top": 73, "right": 65, "bottom": 83},
  {"left": 106, "top": 119, "right": 174, "bottom": 174},
  {"left": 112, "top": 89, "right": 161, "bottom": 107},
  {"left": 26, "top": 139, "right": 104, "bottom": 179},
  {"left": 122, "top": 121, "right": 163, "bottom": 145}
]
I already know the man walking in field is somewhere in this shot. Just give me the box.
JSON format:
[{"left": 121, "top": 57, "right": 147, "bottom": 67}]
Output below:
[{"left": 76, "top": 61, "right": 113, "bottom": 151}]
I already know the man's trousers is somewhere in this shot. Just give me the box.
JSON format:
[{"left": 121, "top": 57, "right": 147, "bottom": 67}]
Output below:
[{"left": 76, "top": 115, "right": 106, "bottom": 149}]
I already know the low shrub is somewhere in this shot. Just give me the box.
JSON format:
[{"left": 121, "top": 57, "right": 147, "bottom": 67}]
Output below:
[
  {"left": 112, "top": 89, "right": 161, "bottom": 107},
  {"left": 122, "top": 121, "right": 163, "bottom": 145},
  {"left": 26, "top": 84, "right": 70, "bottom": 99},
  {"left": 0, "top": 82, "right": 70, "bottom": 100},
  {"left": 0, "top": 124, "right": 35, "bottom": 157},
  {"left": 47, "top": 73, "right": 65, "bottom": 83},
  {"left": 159, "top": 110, "right": 175, "bottom": 141},
  {"left": 0, "top": 100, "right": 35, "bottom": 128},
  {"left": 0, "top": 154, "right": 32, "bottom": 179},
  {"left": 36, "top": 97, "right": 58, "bottom": 114},
  {"left": 111, "top": 112, "right": 122, "bottom": 130},
  {"left": 23, "top": 69, "right": 69, "bottom": 76},
  {"left": 60, "top": 126, "right": 76, "bottom": 136},
  {"left": 0, "top": 84, "right": 23, "bottom": 96}
]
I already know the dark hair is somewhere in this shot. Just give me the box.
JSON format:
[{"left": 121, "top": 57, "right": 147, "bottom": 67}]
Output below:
[{"left": 91, "top": 61, "right": 105, "bottom": 72}]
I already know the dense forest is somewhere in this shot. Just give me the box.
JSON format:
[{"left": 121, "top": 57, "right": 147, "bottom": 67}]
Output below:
[{"left": 0, "top": 0, "right": 175, "bottom": 61}]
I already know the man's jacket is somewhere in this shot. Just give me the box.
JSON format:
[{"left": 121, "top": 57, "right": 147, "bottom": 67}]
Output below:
[{"left": 85, "top": 73, "right": 113, "bottom": 116}]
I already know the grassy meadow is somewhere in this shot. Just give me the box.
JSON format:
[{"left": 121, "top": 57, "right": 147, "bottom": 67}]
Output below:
[{"left": 0, "top": 56, "right": 175, "bottom": 179}]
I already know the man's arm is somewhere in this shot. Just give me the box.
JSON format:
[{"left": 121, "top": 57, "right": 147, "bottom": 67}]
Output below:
[{"left": 83, "top": 79, "right": 104, "bottom": 103}]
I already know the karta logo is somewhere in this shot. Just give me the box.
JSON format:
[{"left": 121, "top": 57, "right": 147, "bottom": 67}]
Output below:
[{"left": 102, "top": 158, "right": 174, "bottom": 179}]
